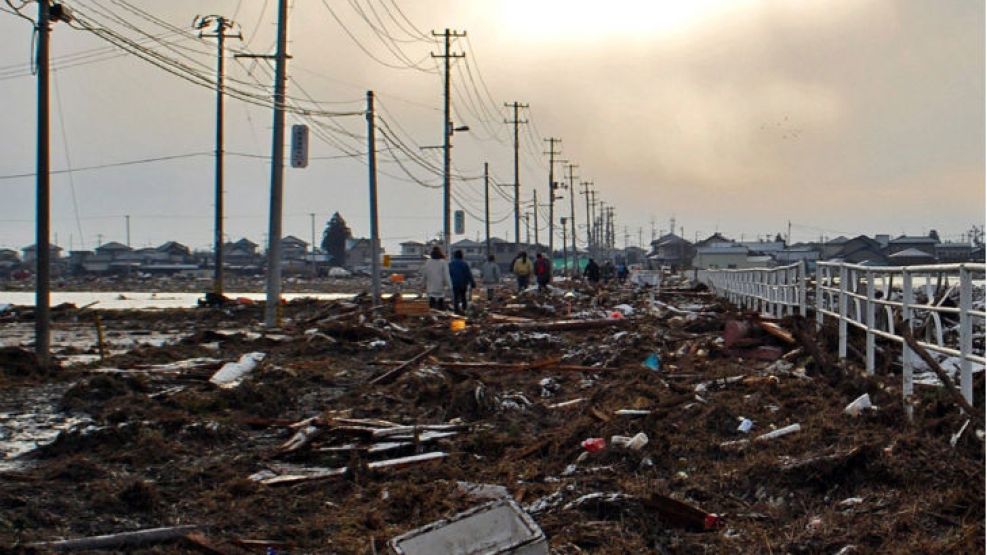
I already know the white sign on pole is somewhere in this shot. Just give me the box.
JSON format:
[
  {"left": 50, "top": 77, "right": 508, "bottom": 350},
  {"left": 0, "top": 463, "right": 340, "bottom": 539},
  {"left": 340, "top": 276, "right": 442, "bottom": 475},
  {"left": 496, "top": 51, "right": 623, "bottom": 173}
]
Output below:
[
  {"left": 290, "top": 124, "right": 309, "bottom": 168},
  {"left": 454, "top": 210, "right": 465, "bottom": 235}
]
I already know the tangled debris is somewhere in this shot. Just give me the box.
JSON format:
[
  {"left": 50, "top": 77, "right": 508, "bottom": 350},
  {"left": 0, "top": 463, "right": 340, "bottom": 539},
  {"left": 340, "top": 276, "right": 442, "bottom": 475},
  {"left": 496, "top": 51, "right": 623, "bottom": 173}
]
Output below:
[{"left": 0, "top": 278, "right": 983, "bottom": 553}]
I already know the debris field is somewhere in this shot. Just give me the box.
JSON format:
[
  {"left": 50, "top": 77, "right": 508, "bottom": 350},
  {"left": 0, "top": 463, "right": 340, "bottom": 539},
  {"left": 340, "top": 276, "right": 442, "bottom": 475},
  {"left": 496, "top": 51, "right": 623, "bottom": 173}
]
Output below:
[{"left": 0, "top": 278, "right": 983, "bottom": 554}]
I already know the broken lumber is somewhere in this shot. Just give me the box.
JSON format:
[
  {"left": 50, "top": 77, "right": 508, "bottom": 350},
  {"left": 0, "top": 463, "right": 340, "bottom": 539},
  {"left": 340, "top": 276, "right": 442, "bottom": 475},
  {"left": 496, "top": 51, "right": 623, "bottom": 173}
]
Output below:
[
  {"left": 368, "top": 344, "right": 438, "bottom": 385},
  {"left": 26, "top": 525, "right": 200, "bottom": 551},
  {"left": 493, "top": 318, "right": 627, "bottom": 332},
  {"left": 757, "top": 321, "right": 796, "bottom": 344},
  {"left": 900, "top": 326, "right": 983, "bottom": 421}
]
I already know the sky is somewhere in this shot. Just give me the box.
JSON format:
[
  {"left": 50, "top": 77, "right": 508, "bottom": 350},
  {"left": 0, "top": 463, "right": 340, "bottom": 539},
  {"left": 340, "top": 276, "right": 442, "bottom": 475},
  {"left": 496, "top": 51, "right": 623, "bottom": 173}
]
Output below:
[{"left": 0, "top": 0, "right": 983, "bottom": 254}]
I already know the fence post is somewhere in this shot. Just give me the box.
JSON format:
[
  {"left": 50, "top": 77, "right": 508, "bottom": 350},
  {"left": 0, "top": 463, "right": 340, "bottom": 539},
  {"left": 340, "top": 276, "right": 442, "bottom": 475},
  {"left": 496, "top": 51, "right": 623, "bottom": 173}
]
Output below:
[
  {"left": 838, "top": 264, "right": 848, "bottom": 360},
  {"left": 959, "top": 265, "right": 973, "bottom": 404},
  {"left": 902, "top": 268, "right": 914, "bottom": 421},
  {"left": 865, "top": 270, "right": 875, "bottom": 374},
  {"left": 799, "top": 260, "right": 807, "bottom": 317},
  {"left": 815, "top": 264, "right": 824, "bottom": 329}
]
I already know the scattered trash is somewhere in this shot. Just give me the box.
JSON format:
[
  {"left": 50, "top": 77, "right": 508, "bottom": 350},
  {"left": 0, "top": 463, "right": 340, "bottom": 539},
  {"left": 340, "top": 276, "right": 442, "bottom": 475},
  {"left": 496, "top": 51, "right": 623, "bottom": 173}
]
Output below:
[
  {"left": 609, "top": 432, "right": 648, "bottom": 450},
  {"left": 208, "top": 352, "right": 265, "bottom": 388},
  {"left": 843, "top": 393, "right": 873, "bottom": 417},
  {"left": 950, "top": 419, "right": 971, "bottom": 448},
  {"left": 645, "top": 493, "right": 721, "bottom": 531},
  {"left": 581, "top": 437, "right": 606, "bottom": 452},
  {"left": 737, "top": 418, "right": 753, "bottom": 433},
  {"left": 756, "top": 423, "right": 801, "bottom": 442},
  {"left": 456, "top": 481, "right": 510, "bottom": 501},
  {"left": 643, "top": 352, "right": 661, "bottom": 371},
  {"left": 389, "top": 499, "right": 548, "bottom": 555},
  {"left": 838, "top": 497, "right": 864, "bottom": 508}
]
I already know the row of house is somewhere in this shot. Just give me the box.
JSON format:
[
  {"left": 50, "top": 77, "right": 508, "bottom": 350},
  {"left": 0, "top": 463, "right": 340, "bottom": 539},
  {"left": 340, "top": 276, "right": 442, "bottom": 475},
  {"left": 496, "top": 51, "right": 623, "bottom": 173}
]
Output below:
[
  {"left": 0, "top": 235, "right": 377, "bottom": 278},
  {"left": 649, "top": 231, "right": 986, "bottom": 270}
]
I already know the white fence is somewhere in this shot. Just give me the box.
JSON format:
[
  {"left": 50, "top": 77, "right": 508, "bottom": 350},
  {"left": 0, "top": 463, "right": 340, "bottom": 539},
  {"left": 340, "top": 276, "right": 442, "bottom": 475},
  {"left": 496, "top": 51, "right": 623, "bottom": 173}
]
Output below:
[{"left": 701, "top": 261, "right": 986, "bottom": 406}]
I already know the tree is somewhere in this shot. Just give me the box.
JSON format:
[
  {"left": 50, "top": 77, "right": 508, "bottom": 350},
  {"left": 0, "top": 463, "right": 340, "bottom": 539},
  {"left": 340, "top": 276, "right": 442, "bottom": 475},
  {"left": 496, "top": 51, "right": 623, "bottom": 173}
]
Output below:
[{"left": 321, "top": 212, "right": 352, "bottom": 267}]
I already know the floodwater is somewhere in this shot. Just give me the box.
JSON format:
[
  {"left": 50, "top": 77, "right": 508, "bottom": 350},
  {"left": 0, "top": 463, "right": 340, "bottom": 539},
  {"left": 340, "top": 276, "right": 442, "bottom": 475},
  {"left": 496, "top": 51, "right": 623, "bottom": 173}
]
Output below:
[
  {"left": 0, "top": 383, "right": 90, "bottom": 472},
  {"left": 0, "top": 291, "right": 357, "bottom": 310}
]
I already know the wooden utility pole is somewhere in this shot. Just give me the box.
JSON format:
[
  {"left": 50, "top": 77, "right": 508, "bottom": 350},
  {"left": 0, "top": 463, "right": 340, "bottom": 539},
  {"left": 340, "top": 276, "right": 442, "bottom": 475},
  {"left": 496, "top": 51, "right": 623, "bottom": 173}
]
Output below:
[
  {"left": 483, "top": 162, "right": 490, "bottom": 256},
  {"left": 580, "top": 181, "right": 593, "bottom": 257},
  {"left": 431, "top": 28, "right": 466, "bottom": 254},
  {"left": 35, "top": 0, "right": 52, "bottom": 365},
  {"left": 504, "top": 101, "right": 528, "bottom": 247},
  {"left": 532, "top": 189, "right": 539, "bottom": 249},
  {"left": 265, "top": 0, "right": 289, "bottom": 326},
  {"left": 366, "top": 91, "right": 382, "bottom": 304},
  {"left": 196, "top": 14, "right": 241, "bottom": 299},
  {"left": 566, "top": 164, "right": 578, "bottom": 274},
  {"left": 544, "top": 138, "right": 562, "bottom": 257}
]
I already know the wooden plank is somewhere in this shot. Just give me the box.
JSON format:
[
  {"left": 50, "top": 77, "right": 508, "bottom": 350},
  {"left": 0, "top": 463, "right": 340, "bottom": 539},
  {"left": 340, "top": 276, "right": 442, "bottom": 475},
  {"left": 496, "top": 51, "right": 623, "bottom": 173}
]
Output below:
[
  {"left": 26, "top": 525, "right": 200, "bottom": 551},
  {"left": 368, "top": 345, "right": 439, "bottom": 385}
]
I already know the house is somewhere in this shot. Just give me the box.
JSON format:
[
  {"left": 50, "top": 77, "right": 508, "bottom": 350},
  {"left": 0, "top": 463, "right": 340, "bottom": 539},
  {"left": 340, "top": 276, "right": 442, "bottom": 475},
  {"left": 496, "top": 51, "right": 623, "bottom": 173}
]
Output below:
[
  {"left": 695, "top": 232, "right": 735, "bottom": 249},
  {"left": 622, "top": 246, "right": 647, "bottom": 265},
  {"left": 773, "top": 247, "right": 820, "bottom": 265},
  {"left": 156, "top": 241, "right": 191, "bottom": 262},
  {"left": 888, "top": 248, "right": 936, "bottom": 266},
  {"left": 223, "top": 238, "right": 262, "bottom": 271},
  {"left": 0, "top": 249, "right": 19, "bottom": 272},
  {"left": 344, "top": 238, "right": 379, "bottom": 270},
  {"left": 451, "top": 238, "right": 486, "bottom": 267},
  {"left": 388, "top": 241, "right": 428, "bottom": 275},
  {"left": 820, "top": 236, "right": 850, "bottom": 259},
  {"left": 647, "top": 233, "right": 695, "bottom": 270},
  {"left": 971, "top": 245, "right": 986, "bottom": 262},
  {"left": 281, "top": 236, "right": 309, "bottom": 260},
  {"left": 22, "top": 243, "right": 64, "bottom": 264},
  {"left": 738, "top": 241, "right": 786, "bottom": 256},
  {"left": 885, "top": 235, "right": 939, "bottom": 257},
  {"left": 934, "top": 242, "right": 973, "bottom": 263},
  {"left": 827, "top": 235, "right": 889, "bottom": 265},
  {"left": 692, "top": 245, "right": 751, "bottom": 269},
  {"left": 94, "top": 241, "right": 131, "bottom": 258}
]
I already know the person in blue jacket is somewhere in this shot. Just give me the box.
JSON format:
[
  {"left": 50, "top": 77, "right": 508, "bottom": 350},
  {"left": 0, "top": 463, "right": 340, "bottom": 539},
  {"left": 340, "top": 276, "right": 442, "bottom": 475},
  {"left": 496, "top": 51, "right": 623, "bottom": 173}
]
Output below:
[{"left": 449, "top": 250, "right": 476, "bottom": 314}]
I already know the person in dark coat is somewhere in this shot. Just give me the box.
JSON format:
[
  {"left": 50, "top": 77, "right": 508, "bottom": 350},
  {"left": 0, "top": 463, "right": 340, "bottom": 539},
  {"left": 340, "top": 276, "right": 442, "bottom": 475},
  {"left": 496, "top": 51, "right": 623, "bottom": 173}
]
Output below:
[
  {"left": 448, "top": 250, "right": 476, "bottom": 314},
  {"left": 534, "top": 253, "right": 552, "bottom": 291},
  {"left": 583, "top": 258, "right": 601, "bottom": 285}
]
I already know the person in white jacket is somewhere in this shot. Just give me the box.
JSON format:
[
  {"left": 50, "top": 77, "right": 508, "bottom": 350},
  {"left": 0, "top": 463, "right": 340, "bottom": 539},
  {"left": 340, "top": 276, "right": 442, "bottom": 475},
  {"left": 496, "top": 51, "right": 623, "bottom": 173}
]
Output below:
[{"left": 421, "top": 246, "right": 453, "bottom": 310}]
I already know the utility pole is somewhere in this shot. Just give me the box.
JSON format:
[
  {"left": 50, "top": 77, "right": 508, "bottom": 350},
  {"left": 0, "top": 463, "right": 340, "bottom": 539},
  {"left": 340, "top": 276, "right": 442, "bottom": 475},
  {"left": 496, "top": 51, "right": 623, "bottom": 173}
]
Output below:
[
  {"left": 431, "top": 28, "right": 467, "bottom": 255},
  {"left": 580, "top": 181, "right": 593, "bottom": 258},
  {"left": 366, "top": 91, "right": 382, "bottom": 305},
  {"left": 532, "top": 189, "right": 539, "bottom": 249},
  {"left": 589, "top": 191, "right": 598, "bottom": 254},
  {"left": 786, "top": 220, "right": 792, "bottom": 246},
  {"left": 309, "top": 212, "right": 316, "bottom": 278},
  {"left": 196, "top": 14, "right": 240, "bottom": 299},
  {"left": 35, "top": 0, "right": 53, "bottom": 366},
  {"left": 504, "top": 101, "right": 527, "bottom": 247},
  {"left": 523, "top": 212, "right": 531, "bottom": 245},
  {"left": 638, "top": 227, "right": 643, "bottom": 248},
  {"left": 263, "top": 0, "right": 289, "bottom": 327},
  {"left": 125, "top": 215, "right": 130, "bottom": 247},
  {"left": 544, "top": 138, "right": 561, "bottom": 257},
  {"left": 483, "top": 162, "right": 490, "bottom": 256},
  {"left": 565, "top": 164, "right": 578, "bottom": 275},
  {"left": 561, "top": 217, "right": 568, "bottom": 275}
]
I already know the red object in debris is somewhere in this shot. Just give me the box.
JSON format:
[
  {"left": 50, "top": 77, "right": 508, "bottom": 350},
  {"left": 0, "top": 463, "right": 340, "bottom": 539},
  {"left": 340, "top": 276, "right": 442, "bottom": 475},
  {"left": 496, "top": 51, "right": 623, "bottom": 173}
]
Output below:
[
  {"left": 723, "top": 320, "right": 752, "bottom": 348},
  {"left": 704, "top": 513, "right": 721, "bottom": 529},
  {"left": 608, "top": 311, "right": 624, "bottom": 320},
  {"left": 581, "top": 437, "right": 606, "bottom": 452},
  {"left": 645, "top": 493, "right": 721, "bottom": 531},
  {"left": 236, "top": 297, "right": 254, "bottom": 305}
]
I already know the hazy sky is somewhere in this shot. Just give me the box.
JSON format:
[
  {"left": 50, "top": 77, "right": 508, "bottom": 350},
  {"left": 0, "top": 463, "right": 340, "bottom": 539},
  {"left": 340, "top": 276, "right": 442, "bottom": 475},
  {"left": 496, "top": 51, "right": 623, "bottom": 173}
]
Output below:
[{"left": 0, "top": 0, "right": 983, "bottom": 253}]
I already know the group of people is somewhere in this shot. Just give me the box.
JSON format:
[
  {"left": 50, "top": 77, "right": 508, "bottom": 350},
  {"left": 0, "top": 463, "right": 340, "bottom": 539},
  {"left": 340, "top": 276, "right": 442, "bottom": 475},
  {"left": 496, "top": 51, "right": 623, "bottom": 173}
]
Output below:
[{"left": 421, "top": 247, "right": 631, "bottom": 313}]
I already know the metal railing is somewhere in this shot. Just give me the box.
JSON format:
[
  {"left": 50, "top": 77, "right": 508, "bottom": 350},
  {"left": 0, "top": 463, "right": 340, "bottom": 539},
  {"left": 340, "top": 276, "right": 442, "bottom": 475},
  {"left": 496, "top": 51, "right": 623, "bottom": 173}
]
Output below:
[
  {"left": 701, "top": 261, "right": 986, "bottom": 407},
  {"left": 700, "top": 261, "right": 808, "bottom": 318}
]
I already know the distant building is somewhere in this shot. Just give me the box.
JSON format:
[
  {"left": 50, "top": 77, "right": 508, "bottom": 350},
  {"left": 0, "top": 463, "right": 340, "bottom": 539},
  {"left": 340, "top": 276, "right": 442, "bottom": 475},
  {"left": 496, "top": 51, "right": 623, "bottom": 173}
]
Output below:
[
  {"left": 774, "top": 247, "right": 819, "bottom": 265},
  {"left": 694, "top": 232, "right": 734, "bottom": 249},
  {"left": 820, "top": 236, "right": 850, "bottom": 259},
  {"left": 451, "top": 238, "right": 486, "bottom": 267},
  {"left": 22, "top": 243, "right": 63, "bottom": 265},
  {"left": 888, "top": 248, "right": 936, "bottom": 266},
  {"left": 344, "top": 238, "right": 379, "bottom": 270},
  {"left": 93, "top": 241, "right": 131, "bottom": 258},
  {"left": 935, "top": 242, "right": 974, "bottom": 263},
  {"left": 647, "top": 233, "right": 695, "bottom": 270},
  {"left": 738, "top": 241, "right": 786, "bottom": 256},
  {"left": 692, "top": 245, "right": 751, "bottom": 269},
  {"left": 387, "top": 241, "right": 427, "bottom": 275},
  {"left": 885, "top": 235, "right": 939, "bottom": 257},
  {"left": 828, "top": 235, "right": 888, "bottom": 265}
]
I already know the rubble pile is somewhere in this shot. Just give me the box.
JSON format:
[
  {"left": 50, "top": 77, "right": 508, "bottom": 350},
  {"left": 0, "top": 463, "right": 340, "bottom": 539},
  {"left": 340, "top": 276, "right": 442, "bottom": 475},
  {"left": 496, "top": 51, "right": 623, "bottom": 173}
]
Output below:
[{"left": 0, "top": 278, "right": 983, "bottom": 553}]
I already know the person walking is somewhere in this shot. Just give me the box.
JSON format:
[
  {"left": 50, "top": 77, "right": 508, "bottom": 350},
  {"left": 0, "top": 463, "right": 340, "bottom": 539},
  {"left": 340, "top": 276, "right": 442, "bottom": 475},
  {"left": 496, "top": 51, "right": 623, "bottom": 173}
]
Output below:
[
  {"left": 534, "top": 253, "right": 552, "bottom": 291},
  {"left": 449, "top": 250, "right": 476, "bottom": 314},
  {"left": 421, "top": 246, "right": 452, "bottom": 310},
  {"left": 480, "top": 254, "right": 502, "bottom": 302},
  {"left": 583, "top": 258, "right": 601, "bottom": 285},
  {"left": 512, "top": 251, "right": 533, "bottom": 292}
]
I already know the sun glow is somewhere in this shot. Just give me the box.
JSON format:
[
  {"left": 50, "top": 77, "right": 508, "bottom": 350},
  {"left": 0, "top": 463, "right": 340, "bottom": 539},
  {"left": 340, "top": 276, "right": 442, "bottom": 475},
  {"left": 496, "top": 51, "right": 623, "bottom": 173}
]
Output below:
[{"left": 494, "top": 0, "right": 748, "bottom": 41}]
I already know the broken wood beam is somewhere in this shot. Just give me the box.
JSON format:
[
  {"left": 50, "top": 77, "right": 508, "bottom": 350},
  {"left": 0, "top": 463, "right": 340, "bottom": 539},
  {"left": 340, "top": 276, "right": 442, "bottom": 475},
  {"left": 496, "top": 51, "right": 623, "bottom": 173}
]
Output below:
[
  {"left": 493, "top": 318, "right": 627, "bottom": 332},
  {"left": 26, "top": 525, "right": 200, "bottom": 551},
  {"left": 368, "top": 345, "right": 439, "bottom": 385},
  {"left": 900, "top": 326, "right": 983, "bottom": 421}
]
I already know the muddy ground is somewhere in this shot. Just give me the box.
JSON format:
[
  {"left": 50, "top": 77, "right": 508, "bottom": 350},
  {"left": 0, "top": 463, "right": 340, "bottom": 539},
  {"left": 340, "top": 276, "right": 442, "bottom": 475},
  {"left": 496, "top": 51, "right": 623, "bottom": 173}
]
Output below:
[{"left": 0, "top": 280, "right": 983, "bottom": 554}]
